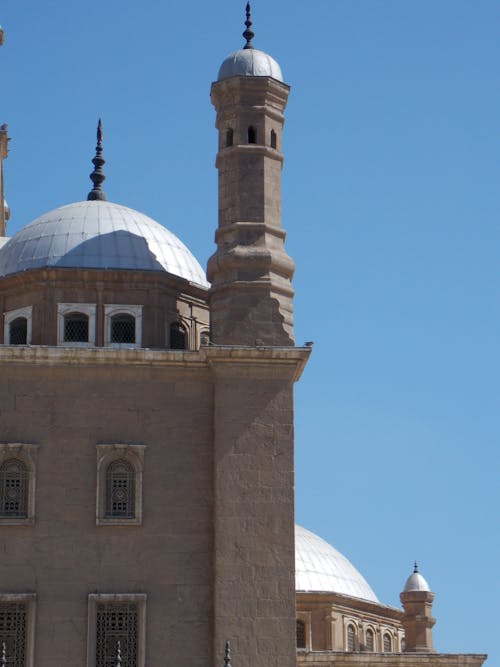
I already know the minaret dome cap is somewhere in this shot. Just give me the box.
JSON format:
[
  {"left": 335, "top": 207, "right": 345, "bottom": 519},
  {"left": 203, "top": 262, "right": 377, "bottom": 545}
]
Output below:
[
  {"left": 403, "top": 563, "right": 431, "bottom": 592},
  {"left": 217, "top": 3, "right": 283, "bottom": 82},
  {"left": 217, "top": 49, "right": 283, "bottom": 82}
]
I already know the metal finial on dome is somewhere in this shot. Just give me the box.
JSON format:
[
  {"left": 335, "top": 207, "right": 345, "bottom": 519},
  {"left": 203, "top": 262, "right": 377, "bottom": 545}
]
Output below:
[
  {"left": 242, "top": 2, "right": 255, "bottom": 49},
  {"left": 414, "top": 561, "right": 419, "bottom": 573},
  {"left": 87, "top": 118, "right": 107, "bottom": 201},
  {"left": 1, "top": 641, "right": 6, "bottom": 667},
  {"left": 224, "top": 641, "right": 231, "bottom": 667}
]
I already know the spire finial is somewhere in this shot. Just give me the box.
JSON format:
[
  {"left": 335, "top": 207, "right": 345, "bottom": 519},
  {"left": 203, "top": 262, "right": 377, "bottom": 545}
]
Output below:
[
  {"left": 413, "top": 561, "right": 419, "bottom": 573},
  {"left": 1, "top": 641, "right": 6, "bottom": 667},
  {"left": 242, "top": 3, "right": 255, "bottom": 49},
  {"left": 224, "top": 641, "right": 231, "bottom": 667},
  {"left": 116, "top": 640, "right": 122, "bottom": 667},
  {"left": 87, "top": 118, "right": 107, "bottom": 201}
]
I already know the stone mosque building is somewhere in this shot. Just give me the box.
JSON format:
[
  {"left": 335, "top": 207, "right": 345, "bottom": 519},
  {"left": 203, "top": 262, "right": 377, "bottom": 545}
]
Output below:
[{"left": 0, "top": 9, "right": 487, "bottom": 667}]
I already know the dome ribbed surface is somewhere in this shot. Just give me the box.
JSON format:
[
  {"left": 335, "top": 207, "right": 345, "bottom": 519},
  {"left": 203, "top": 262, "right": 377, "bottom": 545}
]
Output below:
[
  {"left": 403, "top": 571, "right": 431, "bottom": 592},
  {"left": 0, "top": 200, "right": 209, "bottom": 287},
  {"left": 295, "top": 525, "right": 379, "bottom": 602},
  {"left": 218, "top": 49, "right": 283, "bottom": 81}
]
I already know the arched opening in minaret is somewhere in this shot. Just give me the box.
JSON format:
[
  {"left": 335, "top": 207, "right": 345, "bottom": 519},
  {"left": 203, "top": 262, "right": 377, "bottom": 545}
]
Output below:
[
  {"left": 247, "top": 126, "right": 256, "bottom": 144},
  {"left": 226, "top": 128, "right": 233, "bottom": 147},
  {"left": 270, "top": 129, "right": 277, "bottom": 149}
]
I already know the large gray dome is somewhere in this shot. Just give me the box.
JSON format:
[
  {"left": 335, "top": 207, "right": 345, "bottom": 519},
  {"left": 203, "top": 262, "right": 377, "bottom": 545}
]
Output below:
[
  {"left": 0, "top": 200, "right": 209, "bottom": 287},
  {"left": 218, "top": 48, "right": 283, "bottom": 82},
  {"left": 295, "top": 525, "right": 379, "bottom": 602}
]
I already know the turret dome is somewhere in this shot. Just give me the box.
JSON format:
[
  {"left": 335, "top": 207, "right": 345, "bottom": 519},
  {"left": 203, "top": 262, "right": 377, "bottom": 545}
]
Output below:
[
  {"left": 217, "top": 3, "right": 283, "bottom": 82},
  {"left": 0, "top": 200, "right": 209, "bottom": 287},
  {"left": 403, "top": 564, "right": 431, "bottom": 592},
  {"left": 218, "top": 48, "right": 283, "bottom": 82}
]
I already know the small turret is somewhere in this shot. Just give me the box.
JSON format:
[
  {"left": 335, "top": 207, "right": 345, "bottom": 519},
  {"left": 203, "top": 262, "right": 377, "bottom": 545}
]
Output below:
[{"left": 400, "top": 562, "right": 436, "bottom": 653}]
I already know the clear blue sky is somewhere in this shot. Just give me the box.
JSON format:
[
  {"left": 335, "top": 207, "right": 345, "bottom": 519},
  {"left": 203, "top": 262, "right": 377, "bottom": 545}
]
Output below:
[{"left": 2, "top": 1, "right": 498, "bottom": 663}]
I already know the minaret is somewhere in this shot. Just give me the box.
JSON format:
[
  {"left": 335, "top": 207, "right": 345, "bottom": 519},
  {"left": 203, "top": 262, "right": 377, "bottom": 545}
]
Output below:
[
  {"left": 207, "top": 3, "right": 295, "bottom": 346},
  {"left": 400, "top": 562, "right": 436, "bottom": 652},
  {"left": 0, "top": 27, "right": 10, "bottom": 237}
]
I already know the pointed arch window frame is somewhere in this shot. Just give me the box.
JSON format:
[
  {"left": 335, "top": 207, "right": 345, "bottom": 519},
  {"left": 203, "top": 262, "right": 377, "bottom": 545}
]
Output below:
[
  {"left": 0, "top": 443, "right": 38, "bottom": 525},
  {"left": 4, "top": 306, "right": 33, "bottom": 345},
  {"left": 96, "top": 444, "right": 146, "bottom": 526},
  {"left": 57, "top": 303, "right": 96, "bottom": 347},
  {"left": 104, "top": 305, "right": 143, "bottom": 348}
]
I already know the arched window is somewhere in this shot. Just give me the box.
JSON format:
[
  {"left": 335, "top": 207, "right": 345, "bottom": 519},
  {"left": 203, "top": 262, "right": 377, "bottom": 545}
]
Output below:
[
  {"left": 226, "top": 128, "right": 234, "bottom": 147},
  {"left": 365, "top": 628, "right": 374, "bottom": 652},
  {"left": 296, "top": 619, "right": 306, "bottom": 649},
  {"left": 401, "top": 637, "right": 406, "bottom": 652},
  {"left": 347, "top": 625, "right": 356, "bottom": 652},
  {"left": 105, "top": 460, "right": 135, "bottom": 518},
  {"left": 64, "top": 312, "right": 89, "bottom": 342},
  {"left": 0, "top": 459, "right": 28, "bottom": 518},
  {"left": 247, "top": 126, "right": 256, "bottom": 144},
  {"left": 270, "top": 129, "right": 277, "bottom": 149},
  {"left": 200, "top": 330, "right": 210, "bottom": 347},
  {"left": 9, "top": 317, "right": 28, "bottom": 345},
  {"left": 383, "top": 633, "right": 392, "bottom": 653},
  {"left": 170, "top": 322, "right": 187, "bottom": 350},
  {"left": 111, "top": 314, "right": 135, "bottom": 344}
]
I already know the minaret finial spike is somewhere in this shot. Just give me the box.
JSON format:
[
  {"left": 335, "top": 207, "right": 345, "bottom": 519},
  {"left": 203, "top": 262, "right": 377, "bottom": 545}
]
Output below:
[
  {"left": 224, "top": 641, "right": 231, "bottom": 667},
  {"left": 414, "top": 560, "right": 419, "bottom": 573},
  {"left": 116, "top": 640, "right": 122, "bottom": 667},
  {"left": 1, "top": 641, "right": 6, "bottom": 667},
  {"left": 87, "top": 118, "right": 107, "bottom": 201},
  {"left": 242, "top": 2, "right": 255, "bottom": 49}
]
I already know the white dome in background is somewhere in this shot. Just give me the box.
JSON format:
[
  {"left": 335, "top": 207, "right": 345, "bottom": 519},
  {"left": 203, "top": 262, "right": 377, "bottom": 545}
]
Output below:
[
  {"left": 295, "top": 525, "right": 379, "bottom": 603},
  {"left": 218, "top": 48, "right": 283, "bottom": 82},
  {"left": 0, "top": 200, "right": 209, "bottom": 287}
]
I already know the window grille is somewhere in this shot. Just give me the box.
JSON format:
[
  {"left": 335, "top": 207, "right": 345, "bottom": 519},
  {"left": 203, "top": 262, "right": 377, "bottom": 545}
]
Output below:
[
  {"left": 270, "top": 129, "right": 277, "bottom": 149},
  {"left": 383, "top": 633, "right": 392, "bottom": 652},
  {"left": 9, "top": 318, "right": 28, "bottom": 345},
  {"left": 170, "top": 323, "right": 186, "bottom": 350},
  {"left": 64, "top": 313, "right": 89, "bottom": 342},
  {"left": 111, "top": 315, "right": 135, "bottom": 344},
  {"left": 347, "top": 625, "right": 356, "bottom": 652},
  {"left": 105, "top": 460, "right": 135, "bottom": 518},
  {"left": 0, "top": 459, "right": 28, "bottom": 518},
  {"left": 0, "top": 602, "right": 27, "bottom": 667},
  {"left": 296, "top": 620, "right": 306, "bottom": 649},
  {"left": 401, "top": 637, "right": 406, "bottom": 652},
  {"left": 365, "top": 628, "right": 374, "bottom": 652},
  {"left": 95, "top": 603, "right": 138, "bottom": 667}
]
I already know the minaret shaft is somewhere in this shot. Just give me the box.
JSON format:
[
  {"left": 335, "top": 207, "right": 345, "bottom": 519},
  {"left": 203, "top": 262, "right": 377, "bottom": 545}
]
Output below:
[{"left": 208, "top": 76, "right": 295, "bottom": 346}]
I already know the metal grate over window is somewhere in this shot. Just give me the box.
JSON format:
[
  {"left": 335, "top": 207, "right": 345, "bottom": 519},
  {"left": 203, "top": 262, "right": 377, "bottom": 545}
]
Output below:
[
  {"left": 365, "top": 628, "right": 374, "bottom": 652},
  {"left": 96, "top": 603, "right": 138, "bottom": 667},
  {"left": 347, "top": 625, "right": 356, "bottom": 652},
  {"left": 169, "top": 322, "right": 186, "bottom": 350},
  {"left": 64, "top": 313, "right": 89, "bottom": 342},
  {"left": 0, "top": 602, "right": 27, "bottom": 667},
  {"left": 105, "top": 460, "right": 135, "bottom": 518},
  {"left": 296, "top": 620, "right": 306, "bottom": 649},
  {"left": 0, "top": 459, "right": 28, "bottom": 518},
  {"left": 9, "top": 318, "right": 28, "bottom": 345},
  {"left": 383, "top": 633, "right": 392, "bottom": 653},
  {"left": 111, "top": 315, "right": 135, "bottom": 344}
]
